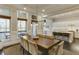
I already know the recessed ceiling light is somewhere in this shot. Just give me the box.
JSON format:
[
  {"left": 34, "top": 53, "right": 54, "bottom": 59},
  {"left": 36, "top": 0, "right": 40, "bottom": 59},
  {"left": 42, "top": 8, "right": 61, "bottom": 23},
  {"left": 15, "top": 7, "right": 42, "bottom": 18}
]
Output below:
[
  {"left": 42, "top": 9, "right": 45, "bottom": 12},
  {"left": 24, "top": 8, "right": 27, "bottom": 10},
  {"left": 43, "top": 15, "right": 48, "bottom": 17}
]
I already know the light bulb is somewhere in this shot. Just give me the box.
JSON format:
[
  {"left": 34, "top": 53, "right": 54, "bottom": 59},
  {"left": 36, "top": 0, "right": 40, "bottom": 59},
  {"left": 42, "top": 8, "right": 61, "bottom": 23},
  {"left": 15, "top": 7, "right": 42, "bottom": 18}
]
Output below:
[
  {"left": 44, "top": 22, "right": 46, "bottom": 25},
  {"left": 43, "top": 15, "right": 48, "bottom": 17},
  {"left": 31, "top": 24, "right": 32, "bottom": 26},
  {"left": 42, "top": 9, "right": 45, "bottom": 12},
  {"left": 24, "top": 8, "right": 27, "bottom": 10}
]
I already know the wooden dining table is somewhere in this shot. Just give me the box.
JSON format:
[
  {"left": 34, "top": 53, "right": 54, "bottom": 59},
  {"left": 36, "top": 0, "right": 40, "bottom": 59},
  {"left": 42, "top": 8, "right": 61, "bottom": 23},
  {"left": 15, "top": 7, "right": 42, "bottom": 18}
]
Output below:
[
  {"left": 37, "top": 38, "right": 60, "bottom": 49},
  {"left": 23, "top": 36, "right": 60, "bottom": 49},
  {"left": 22, "top": 36, "right": 60, "bottom": 54}
]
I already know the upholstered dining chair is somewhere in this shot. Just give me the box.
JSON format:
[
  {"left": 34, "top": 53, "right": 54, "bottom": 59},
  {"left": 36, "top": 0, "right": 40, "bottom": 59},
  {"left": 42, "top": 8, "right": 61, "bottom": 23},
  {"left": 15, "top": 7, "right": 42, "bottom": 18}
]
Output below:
[
  {"left": 48, "top": 41, "right": 64, "bottom": 55},
  {"left": 28, "top": 41, "right": 38, "bottom": 55},
  {"left": 56, "top": 41, "right": 64, "bottom": 55},
  {"left": 28, "top": 40, "right": 44, "bottom": 55},
  {"left": 37, "top": 34, "right": 54, "bottom": 40},
  {"left": 21, "top": 35, "right": 29, "bottom": 53}
]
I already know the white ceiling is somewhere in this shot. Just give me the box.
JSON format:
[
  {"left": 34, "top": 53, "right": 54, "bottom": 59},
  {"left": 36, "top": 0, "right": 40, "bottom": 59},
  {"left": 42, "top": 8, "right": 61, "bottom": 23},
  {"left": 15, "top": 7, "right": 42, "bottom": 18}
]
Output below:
[
  {"left": 14, "top": 4, "right": 79, "bottom": 16},
  {"left": 1, "top": 4, "right": 79, "bottom": 17}
]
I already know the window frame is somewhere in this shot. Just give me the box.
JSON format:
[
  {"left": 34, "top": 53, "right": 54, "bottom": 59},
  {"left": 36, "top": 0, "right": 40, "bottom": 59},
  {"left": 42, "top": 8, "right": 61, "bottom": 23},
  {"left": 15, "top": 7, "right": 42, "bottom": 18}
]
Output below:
[
  {"left": 17, "top": 18, "right": 27, "bottom": 37},
  {"left": 0, "top": 15, "right": 11, "bottom": 41}
]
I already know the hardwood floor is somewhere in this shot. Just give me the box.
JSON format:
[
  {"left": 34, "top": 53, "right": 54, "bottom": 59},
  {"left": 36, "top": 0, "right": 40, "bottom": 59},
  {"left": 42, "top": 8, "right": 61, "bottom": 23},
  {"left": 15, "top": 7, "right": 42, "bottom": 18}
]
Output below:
[{"left": 63, "top": 38, "right": 79, "bottom": 55}]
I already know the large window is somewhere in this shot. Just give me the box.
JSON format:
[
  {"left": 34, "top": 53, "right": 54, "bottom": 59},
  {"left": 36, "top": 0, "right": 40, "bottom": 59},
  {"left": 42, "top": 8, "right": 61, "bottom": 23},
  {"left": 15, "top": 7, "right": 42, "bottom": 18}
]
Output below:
[
  {"left": 31, "top": 22, "right": 37, "bottom": 38},
  {"left": 18, "top": 20, "right": 27, "bottom": 37},
  {"left": 0, "top": 18, "right": 10, "bottom": 42}
]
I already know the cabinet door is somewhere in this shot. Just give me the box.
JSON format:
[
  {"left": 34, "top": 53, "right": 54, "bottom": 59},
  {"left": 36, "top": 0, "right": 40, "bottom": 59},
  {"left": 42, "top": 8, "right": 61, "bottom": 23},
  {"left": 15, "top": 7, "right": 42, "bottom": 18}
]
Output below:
[{"left": 3, "top": 44, "right": 22, "bottom": 55}]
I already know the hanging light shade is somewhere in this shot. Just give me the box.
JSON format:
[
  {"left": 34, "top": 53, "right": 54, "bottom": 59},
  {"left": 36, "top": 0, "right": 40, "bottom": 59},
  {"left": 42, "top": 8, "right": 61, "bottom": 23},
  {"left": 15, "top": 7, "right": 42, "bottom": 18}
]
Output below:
[
  {"left": 31, "top": 15, "right": 37, "bottom": 19},
  {"left": 43, "top": 20, "right": 46, "bottom": 25}
]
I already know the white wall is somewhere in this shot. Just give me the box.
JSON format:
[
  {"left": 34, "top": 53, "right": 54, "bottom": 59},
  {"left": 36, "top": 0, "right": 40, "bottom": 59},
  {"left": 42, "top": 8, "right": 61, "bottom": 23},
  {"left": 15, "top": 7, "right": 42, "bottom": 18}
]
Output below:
[
  {"left": 0, "top": 7, "right": 11, "bottom": 16},
  {"left": 52, "top": 10, "right": 79, "bottom": 38},
  {"left": 52, "top": 20, "right": 79, "bottom": 32}
]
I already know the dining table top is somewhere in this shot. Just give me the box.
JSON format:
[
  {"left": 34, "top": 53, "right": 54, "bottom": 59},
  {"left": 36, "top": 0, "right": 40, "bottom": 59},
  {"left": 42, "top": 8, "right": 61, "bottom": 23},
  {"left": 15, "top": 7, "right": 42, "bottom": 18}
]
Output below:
[
  {"left": 37, "top": 38, "right": 60, "bottom": 49},
  {"left": 22, "top": 36, "right": 60, "bottom": 49}
]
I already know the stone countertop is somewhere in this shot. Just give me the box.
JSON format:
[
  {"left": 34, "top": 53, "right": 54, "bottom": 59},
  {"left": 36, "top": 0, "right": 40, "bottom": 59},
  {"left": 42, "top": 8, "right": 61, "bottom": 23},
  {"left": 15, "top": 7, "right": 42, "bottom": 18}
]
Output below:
[{"left": 0, "top": 39, "right": 20, "bottom": 50}]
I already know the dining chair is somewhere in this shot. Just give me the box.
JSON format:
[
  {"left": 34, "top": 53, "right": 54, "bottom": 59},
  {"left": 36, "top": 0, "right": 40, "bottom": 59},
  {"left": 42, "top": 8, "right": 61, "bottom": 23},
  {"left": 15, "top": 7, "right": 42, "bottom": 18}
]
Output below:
[
  {"left": 24, "top": 40, "right": 29, "bottom": 52},
  {"left": 28, "top": 42, "right": 38, "bottom": 55},
  {"left": 37, "top": 34, "right": 54, "bottom": 40},
  {"left": 28, "top": 41, "right": 43, "bottom": 55},
  {"left": 56, "top": 41, "right": 64, "bottom": 55},
  {"left": 48, "top": 41, "right": 64, "bottom": 55},
  {"left": 21, "top": 36, "right": 29, "bottom": 53}
]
